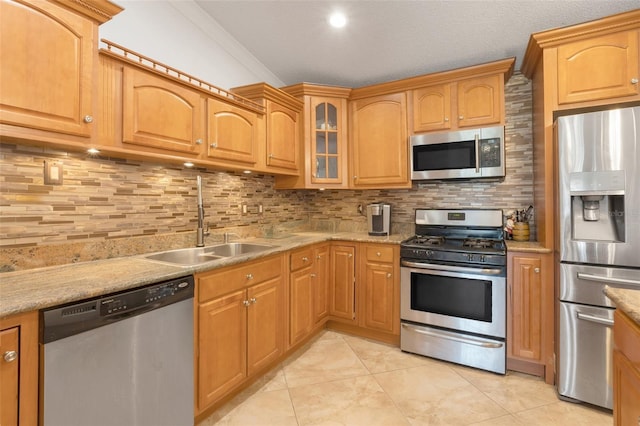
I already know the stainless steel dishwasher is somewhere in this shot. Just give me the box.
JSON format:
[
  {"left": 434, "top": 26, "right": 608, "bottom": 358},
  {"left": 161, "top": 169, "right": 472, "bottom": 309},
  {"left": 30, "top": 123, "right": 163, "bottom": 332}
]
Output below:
[{"left": 41, "top": 275, "right": 194, "bottom": 426}]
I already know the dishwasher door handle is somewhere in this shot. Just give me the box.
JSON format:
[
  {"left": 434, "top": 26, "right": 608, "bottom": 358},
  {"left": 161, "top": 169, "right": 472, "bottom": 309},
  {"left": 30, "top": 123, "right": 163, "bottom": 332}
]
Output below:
[
  {"left": 577, "top": 272, "right": 640, "bottom": 288},
  {"left": 576, "top": 312, "right": 614, "bottom": 327}
]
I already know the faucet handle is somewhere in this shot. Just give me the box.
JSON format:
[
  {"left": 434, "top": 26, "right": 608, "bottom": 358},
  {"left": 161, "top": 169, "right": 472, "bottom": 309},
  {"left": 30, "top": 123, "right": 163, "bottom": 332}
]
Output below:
[
  {"left": 204, "top": 223, "right": 210, "bottom": 237},
  {"left": 223, "top": 232, "right": 239, "bottom": 243}
]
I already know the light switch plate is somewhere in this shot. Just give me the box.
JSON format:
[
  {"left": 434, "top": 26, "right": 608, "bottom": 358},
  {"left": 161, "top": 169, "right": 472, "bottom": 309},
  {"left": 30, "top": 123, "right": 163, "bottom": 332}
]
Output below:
[{"left": 44, "top": 160, "right": 63, "bottom": 185}]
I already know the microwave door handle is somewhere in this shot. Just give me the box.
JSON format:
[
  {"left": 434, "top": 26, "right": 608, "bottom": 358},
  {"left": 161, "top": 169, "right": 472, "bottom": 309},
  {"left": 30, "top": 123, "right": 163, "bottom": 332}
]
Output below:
[{"left": 474, "top": 134, "right": 480, "bottom": 173}]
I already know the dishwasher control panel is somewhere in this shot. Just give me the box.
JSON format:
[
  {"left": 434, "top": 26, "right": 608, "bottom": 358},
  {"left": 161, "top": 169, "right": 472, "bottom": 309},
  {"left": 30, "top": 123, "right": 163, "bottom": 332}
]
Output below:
[{"left": 100, "top": 278, "right": 193, "bottom": 316}]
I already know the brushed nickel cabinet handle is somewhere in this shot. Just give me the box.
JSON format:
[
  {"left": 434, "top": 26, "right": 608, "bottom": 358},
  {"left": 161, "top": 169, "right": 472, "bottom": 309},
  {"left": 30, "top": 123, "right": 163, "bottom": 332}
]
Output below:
[
  {"left": 246, "top": 273, "right": 253, "bottom": 280},
  {"left": 210, "top": 142, "right": 218, "bottom": 148},
  {"left": 534, "top": 268, "right": 540, "bottom": 273},
  {"left": 631, "top": 78, "right": 639, "bottom": 84},
  {"left": 83, "top": 115, "right": 93, "bottom": 124},
  {"left": 386, "top": 273, "right": 392, "bottom": 278},
  {"left": 195, "top": 139, "right": 203, "bottom": 145},
  {"left": 250, "top": 297, "right": 257, "bottom": 304},
  {"left": 243, "top": 300, "right": 250, "bottom": 307},
  {"left": 3, "top": 351, "right": 17, "bottom": 363}
]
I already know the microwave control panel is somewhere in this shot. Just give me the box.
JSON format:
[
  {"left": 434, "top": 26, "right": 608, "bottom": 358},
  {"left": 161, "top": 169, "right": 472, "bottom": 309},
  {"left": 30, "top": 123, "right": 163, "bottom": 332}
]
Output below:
[{"left": 480, "top": 138, "right": 501, "bottom": 167}]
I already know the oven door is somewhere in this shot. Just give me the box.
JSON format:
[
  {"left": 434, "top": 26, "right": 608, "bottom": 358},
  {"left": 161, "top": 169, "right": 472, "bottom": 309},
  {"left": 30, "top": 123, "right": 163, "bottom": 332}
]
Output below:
[{"left": 400, "top": 261, "right": 506, "bottom": 338}]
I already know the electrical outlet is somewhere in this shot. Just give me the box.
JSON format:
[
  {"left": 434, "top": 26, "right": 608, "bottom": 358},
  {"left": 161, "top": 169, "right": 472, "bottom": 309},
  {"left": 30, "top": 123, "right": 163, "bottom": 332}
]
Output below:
[
  {"left": 44, "top": 160, "right": 63, "bottom": 185},
  {"left": 357, "top": 204, "right": 363, "bottom": 215}
]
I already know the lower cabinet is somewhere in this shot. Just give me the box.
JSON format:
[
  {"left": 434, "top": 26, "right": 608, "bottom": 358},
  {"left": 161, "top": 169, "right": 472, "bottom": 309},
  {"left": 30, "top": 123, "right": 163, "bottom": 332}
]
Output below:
[
  {"left": 195, "top": 254, "right": 284, "bottom": 413},
  {"left": 289, "top": 247, "right": 315, "bottom": 347},
  {"left": 313, "top": 244, "right": 330, "bottom": 324},
  {"left": 359, "top": 244, "right": 400, "bottom": 335},
  {"left": 330, "top": 244, "right": 357, "bottom": 321},
  {"left": 506, "top": 251, "right": 554, "bottom": 383},
  {"left": 613, "top": 309, "right": 640, "bottom": 426},
  {"left": 0, "top": 311, "right": 38, "bottom": 426}
]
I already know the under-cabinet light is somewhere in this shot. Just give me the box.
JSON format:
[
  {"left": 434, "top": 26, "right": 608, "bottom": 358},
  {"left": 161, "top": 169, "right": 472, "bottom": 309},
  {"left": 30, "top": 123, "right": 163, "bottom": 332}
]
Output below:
[
  {"left": 184, "top": 162, "right": 195, "bottom": 168},
  {"left": 87, "top": 148, "right": 100, "bottom": 155}
]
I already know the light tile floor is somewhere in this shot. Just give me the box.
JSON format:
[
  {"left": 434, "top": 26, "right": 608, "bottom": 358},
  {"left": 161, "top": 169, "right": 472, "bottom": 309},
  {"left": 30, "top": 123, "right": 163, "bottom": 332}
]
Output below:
[{"left": 200, "top": 330, "right": 613, "bottom": 426}]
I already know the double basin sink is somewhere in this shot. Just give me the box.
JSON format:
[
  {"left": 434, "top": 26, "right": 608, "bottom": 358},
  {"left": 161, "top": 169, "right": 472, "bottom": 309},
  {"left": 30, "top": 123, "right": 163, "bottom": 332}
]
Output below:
[{"left": 143, "top": 242, "right": 275, "bottom": 267}]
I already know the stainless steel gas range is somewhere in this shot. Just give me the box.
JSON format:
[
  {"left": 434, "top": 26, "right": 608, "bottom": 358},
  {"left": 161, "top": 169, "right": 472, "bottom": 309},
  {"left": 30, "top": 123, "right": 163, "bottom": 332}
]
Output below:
[{"left": 400, "top": 209, "right": 507, "bottom": 374}]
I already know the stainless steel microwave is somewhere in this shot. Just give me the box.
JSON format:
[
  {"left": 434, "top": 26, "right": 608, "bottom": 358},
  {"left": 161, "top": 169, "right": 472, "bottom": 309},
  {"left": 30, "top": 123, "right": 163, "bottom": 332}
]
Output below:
[{"left": 410, "top": 125, "right": 505, "bottom": 180}]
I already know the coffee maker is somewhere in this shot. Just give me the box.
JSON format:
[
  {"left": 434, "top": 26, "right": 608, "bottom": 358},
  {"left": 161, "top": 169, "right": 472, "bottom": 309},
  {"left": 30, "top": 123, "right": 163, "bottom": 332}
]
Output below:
[{"left": 367, "top": 203, "right": 391, "bottom": 236}]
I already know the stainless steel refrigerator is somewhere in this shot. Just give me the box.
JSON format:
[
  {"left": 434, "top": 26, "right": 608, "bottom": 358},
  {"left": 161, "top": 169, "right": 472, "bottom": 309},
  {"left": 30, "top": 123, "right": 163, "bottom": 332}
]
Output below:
[{"left": 556, "top": 105, "right": 640, "bottom": 409}]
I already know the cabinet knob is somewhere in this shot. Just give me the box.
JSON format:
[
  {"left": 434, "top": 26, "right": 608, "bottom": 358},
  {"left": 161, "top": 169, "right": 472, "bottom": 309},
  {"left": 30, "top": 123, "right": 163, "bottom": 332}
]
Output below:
[
  {"left": 302, "top": 257, "right": 309, "bottom": 262},
  {"left": 243, "top": 300, "right": 251, "bottom": 307},
  {"left": 210, "top": 142, "right": 218, "bottom": 149},
  {"left": 444, "top": 117, "right": 449, "bottom": 122},
  {"left": 376, "top": 252, "right": 381, "bottom": 257},
  {"left": 534, "top": 268, "right": 540, "bottom": 273},
  {"left": 631, "top": 78, "right": 639, "bottom": 84},
  {"left": 458, "top": 115, "right": 464, "bottom": 120},
  {"left": 353, "top": 176, "right": 358, "bottom": 180},
  {"left": 316, "top": 255, "right": 322, "bottom": 260},
  {"left": 250, "top": 297, "right": 257, "bottom": 304},
  {"left": 310, "top": 273, "right": 317, "bottom": 278},
  {"left": 83, "top": 115, "right": 93, "bottom": 124},
  {"left": 386, "top": 273, "right": 392, "bottom": 278},
  {"left": 269, "top": 153, "right": 274, "bottom": 158},
  {"left": 246, "top": 273, "right": 253, "bottom": 280},
  {"left": 3, "top": 351, "right": 17, "bottom": 363},
  {"left": 348, "top": 253, "right": 353, "bottom": 258},
  {"left": 195, "top": 139, "right": 203, "bottom": 145}
]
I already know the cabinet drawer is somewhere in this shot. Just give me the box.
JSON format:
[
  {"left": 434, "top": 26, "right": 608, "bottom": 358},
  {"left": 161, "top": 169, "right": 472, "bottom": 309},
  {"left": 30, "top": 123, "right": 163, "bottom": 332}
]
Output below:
[
  {"left": 198, "top": 255, "right": 282, "bottom": 302},
  {"left": 364, "top": 245, "right": 395, "bottom": 263},
  {"left": 290, "top": 248, "right": 313, "bottom": 271}
]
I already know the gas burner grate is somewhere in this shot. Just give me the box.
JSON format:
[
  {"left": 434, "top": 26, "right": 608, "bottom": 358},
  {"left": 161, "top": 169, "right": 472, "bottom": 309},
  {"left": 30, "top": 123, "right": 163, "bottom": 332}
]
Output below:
[
  {"left": 413, "top": 236, "right": 445, "bottom": 246},
  {"left": 463, "top": 239, "right": 499, "bottom": 249}
]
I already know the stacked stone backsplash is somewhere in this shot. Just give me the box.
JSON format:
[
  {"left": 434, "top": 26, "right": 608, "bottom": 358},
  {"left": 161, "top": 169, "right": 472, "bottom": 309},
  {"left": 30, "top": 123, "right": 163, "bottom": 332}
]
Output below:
[{"left": 0, "top": 73, "right": 533, "bottom": 272}]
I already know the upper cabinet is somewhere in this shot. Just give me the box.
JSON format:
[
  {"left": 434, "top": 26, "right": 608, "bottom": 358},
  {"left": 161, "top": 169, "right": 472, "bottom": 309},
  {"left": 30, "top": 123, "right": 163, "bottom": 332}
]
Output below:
[
  {"left": 276, "top": 84, "right": 351, "bottom": 189},
  {"left": 206, "top": 97, "right": 260, "bottom": 166},
  {"left": 556, "top": 31, "right": 639, "bottom": 105},
  {"left": 521, "top": 9, "right": 640, "bottom": 249},
  {"left": 411, "top": 61, "right": 513, "bottom": 134},
  {"left": 349, "top": 92, "right": 410, "bottom": 188},
  {"left": 121, "top": 67, "right": 203, "bottom": 157},
  {"left": 231, "top": 83, "right": 303, "bottom": 175},
  {"left": 0, "top": 0, "right": 122, "bottom": 147}
]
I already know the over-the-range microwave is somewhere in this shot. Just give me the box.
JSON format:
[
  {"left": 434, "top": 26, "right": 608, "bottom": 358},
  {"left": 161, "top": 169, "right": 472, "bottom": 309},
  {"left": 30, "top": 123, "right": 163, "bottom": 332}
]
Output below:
[{"left": 410, "top": 125, "right": 505, "bottom": 180}]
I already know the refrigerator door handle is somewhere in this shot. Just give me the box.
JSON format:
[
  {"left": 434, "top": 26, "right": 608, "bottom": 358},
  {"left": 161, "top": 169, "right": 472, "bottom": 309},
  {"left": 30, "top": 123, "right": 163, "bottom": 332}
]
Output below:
[
  {"left": 577, "top": 272, "right": 640, "bottom": 289},
  {"left": 576, "top": 312, "right": 614, "bottom": 327}
]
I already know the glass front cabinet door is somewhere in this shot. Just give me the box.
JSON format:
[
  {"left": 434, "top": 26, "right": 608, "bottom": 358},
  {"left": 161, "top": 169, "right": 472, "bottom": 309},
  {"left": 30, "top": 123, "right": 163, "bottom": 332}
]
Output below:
[{"left": 310, "top": 97, "right": 348, "bottom": 186}]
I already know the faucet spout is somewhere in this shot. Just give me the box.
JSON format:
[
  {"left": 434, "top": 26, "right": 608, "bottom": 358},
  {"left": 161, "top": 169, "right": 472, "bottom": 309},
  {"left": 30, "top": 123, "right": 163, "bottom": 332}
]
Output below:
[{"left": 196, "top": 176, "right": 209, "bottom": 247}]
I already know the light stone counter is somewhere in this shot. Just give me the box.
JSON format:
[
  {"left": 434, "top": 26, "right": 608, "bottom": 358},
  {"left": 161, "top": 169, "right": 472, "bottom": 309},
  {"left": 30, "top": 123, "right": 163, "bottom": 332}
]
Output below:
[
  {"left": 604, "top": 287, "right": 640, "bottom": 326},
  {"left": 0, "top": 232, "right": 407, "bottom": 319},
  {"left": 505, "top": 240, "right": 552, "bottom": 254}
]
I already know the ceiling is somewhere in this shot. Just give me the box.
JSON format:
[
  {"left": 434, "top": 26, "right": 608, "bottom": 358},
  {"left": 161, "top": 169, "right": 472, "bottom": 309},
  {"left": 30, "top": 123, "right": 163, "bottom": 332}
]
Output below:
[{"left": 195, "top": 1, "right": 639, "bottom": 88}]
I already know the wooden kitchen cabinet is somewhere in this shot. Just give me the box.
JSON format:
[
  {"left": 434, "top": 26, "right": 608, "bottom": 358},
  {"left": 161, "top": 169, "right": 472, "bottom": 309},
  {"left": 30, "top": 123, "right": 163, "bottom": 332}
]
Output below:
[
  {"left": 289, "top": 247, "right": 315, "bottom": 347},
  {"left": 0, "top": 0, "right": 121, "bottom": 146},
  {"left": 206, "top": 97, "right": 261, "bottom": 166},
  {"left": 313, "top": 244, "right": 330, "bottom": 323},
  {"left": 412, "top": 74, "right": 503, "bottom": 133},
  {"left": 276, "top": 84, "right": 351, "bottom": 189},
  {"left": 359, "top": 244, "right": 400, "bottom": 335},
  {"left": 557, "top": 30, "right": 639, "bottom": 106},
  {"left": 330, "top": 243, "right": 357, "bottom": 321},
  {"left": 613, "top": 309, "right": 640, "bottom": 426},
  {"left": 0, "top": 311, "right": 38, "bottom": 426},
  {"left": 122, "top": 66, "right": 203, "bottom": 156},
  {"left": 195, "top": 254, "right": 284, "bottom": 413},
  {"left": 506, "top": 251, "right": 554, "bottom": 384},
  {"left": 231, "top": 83, "right": 303, "bottom": 175},
  {"left": 349, "top": 92, "right": 410, "bottom": 188}
]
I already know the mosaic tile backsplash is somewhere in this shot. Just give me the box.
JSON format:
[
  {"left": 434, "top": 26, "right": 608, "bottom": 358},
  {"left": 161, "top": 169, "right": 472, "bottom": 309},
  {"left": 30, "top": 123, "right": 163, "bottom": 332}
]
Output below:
[{"left": 0, "top": 73, "right": 533, "bottom": 271}]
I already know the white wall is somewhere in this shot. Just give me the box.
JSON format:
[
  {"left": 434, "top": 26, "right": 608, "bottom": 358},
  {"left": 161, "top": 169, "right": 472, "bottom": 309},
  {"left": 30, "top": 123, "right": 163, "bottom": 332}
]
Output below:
[{"left": 99, "top": 0, "right": 284, "bottom": 89}]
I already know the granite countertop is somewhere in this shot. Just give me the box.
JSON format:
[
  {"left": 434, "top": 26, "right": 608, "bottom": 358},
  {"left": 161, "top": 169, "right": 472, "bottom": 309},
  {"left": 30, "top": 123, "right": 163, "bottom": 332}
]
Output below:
[
  {"left": 505, "top": 240, "right": 552, "bottom": 254},
  {"left": 0, "top": 232, "right": 407, "bottom": 319},
  {"left": 604, "top": 287, "right": 640, "bottom": 325}
]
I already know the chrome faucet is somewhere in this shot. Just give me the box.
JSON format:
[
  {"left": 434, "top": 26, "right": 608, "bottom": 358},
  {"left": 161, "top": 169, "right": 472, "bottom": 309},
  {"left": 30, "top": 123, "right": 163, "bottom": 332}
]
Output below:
[{"left": 196, "top": 176, "right": 209, "bottom": 247}]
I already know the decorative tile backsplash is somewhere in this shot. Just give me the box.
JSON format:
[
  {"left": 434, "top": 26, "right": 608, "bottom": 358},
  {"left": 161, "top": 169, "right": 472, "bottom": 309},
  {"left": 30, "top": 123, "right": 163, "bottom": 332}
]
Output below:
[{"left": 0, "top": 73, "right": 533, "bottom": 271}]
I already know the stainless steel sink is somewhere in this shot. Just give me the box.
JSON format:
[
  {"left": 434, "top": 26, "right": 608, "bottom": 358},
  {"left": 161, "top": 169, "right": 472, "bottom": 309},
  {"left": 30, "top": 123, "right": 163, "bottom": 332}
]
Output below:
[
  {"left": 204, "top": 242, "right": 275, "bottom": 257},
  {"left": 143, "top": 247, "right": 224, "bottom": 266},
  {"left": 143, "top": 243, "right": 275, "bottom": 266}
]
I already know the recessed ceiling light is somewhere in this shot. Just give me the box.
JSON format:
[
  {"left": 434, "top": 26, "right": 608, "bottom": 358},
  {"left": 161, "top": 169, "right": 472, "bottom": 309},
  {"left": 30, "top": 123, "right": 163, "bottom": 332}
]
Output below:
[{"left": 329, "top": 12, "right": 347, "bottom": 28}]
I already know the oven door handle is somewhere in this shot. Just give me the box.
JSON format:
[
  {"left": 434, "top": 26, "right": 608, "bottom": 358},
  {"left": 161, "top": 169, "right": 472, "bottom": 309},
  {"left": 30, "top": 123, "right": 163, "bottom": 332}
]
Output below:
[
  {"left": 401, "top": 260, "right": 503, "bottom": 276},
  {"left": 401, "top": 323, "right": 503, "bottom": 349}
]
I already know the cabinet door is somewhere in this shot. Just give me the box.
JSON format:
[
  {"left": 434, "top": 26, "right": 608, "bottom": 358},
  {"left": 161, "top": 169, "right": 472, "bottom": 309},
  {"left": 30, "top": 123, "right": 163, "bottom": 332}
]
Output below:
[
  {"left": 0, "top": 0, "right": 95, "bottom": 137},
  {"left": 289, "top": 265, "right": 314, "bottom": 346},
  {"left": 122, "top": 67, "right": 203, "bottom": 155},
  {"left": 198, "top": 289, "right": 247, "bottom": 409},
  {"left": 456, "top": 75, "right": 502, "bottom": 128},
  {"left": 313, "top": 244, "right": 330, "bottom": 323},
  {"left": 247, "top": 277, "right": 284, "bottom": 375},
  {"left": 613, "top": 349, "right": 640, "bottom": 426},
  {"left": 0, "top": 327, "right": 19, "bottom": 426},
  {"left": 266, "top": 102, "right": 299, "bottom": 170},
  {"left": 412, "top": 84, "right": 452, "bottom": 132},
  {"left": 350, "top": 93, "right": 409, "bottom": 188},
  {"left": 310, "top": 98, "right": 347, "bottom": 185},
  {"left": 508, "top": 255, "right": 542, "bottom": 362},
  {"left": 557, "top": 30, "right": 640, "bottom": 105},
  {"left": 330, "top": 244, "right": 356, "bottom": 320},
  {"left": 361, "top": 261, "right": 396, "bottom": 333},
  {"left": 206, "top": 98, "right": 259, "bottom": 165}
]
